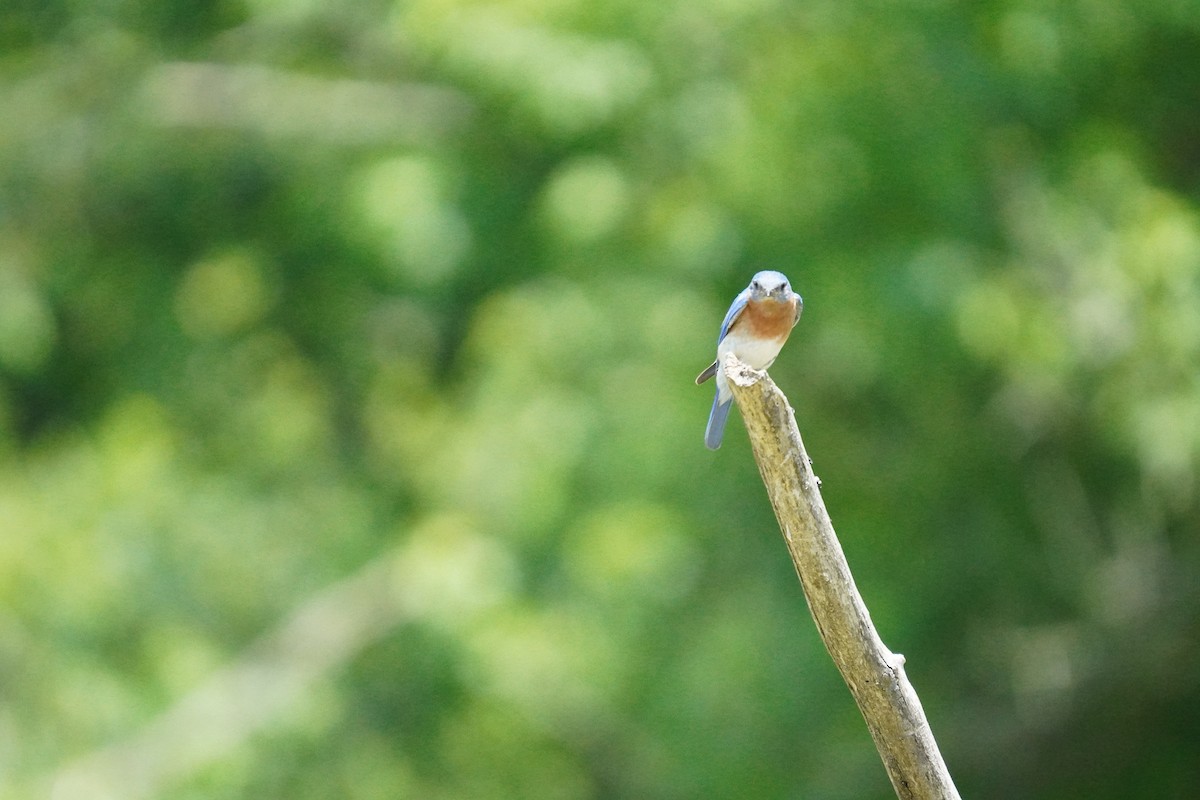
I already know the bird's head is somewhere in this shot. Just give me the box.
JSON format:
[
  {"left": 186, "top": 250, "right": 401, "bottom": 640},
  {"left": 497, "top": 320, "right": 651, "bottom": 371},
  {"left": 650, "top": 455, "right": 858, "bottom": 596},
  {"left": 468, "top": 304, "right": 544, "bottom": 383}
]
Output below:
[{"left": 749, "top": 270, "right": 793, "bottom": 302}]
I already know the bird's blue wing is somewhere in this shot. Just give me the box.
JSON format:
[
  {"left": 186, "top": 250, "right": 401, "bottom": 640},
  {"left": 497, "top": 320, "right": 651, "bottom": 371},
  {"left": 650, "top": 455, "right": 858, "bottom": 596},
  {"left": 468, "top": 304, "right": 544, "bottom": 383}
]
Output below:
[{"left": 717, "top": 289, "right": 750, "bottom": 344}]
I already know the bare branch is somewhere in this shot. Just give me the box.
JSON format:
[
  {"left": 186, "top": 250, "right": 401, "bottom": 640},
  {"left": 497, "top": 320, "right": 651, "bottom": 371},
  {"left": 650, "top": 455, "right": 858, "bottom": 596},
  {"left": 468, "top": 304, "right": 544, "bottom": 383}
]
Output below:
[{"left": 724, "top": 354, "right": 960, "bottom": 800}]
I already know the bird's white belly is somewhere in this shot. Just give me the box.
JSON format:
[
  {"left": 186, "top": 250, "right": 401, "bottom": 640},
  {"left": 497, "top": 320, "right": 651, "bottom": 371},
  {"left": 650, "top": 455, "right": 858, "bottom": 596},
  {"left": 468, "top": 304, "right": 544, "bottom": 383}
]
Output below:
[
  {"left": 718, "top": 331, "right": 783, "bottom": 370},
  {"left": 714, "top": 331, "right": 783, "bottom": 402}
]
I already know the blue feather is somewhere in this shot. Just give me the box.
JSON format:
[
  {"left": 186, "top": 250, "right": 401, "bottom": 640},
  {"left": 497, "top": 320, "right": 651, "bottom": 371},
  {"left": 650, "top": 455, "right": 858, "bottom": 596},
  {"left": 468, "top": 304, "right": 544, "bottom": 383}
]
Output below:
[
  {"left": 704, "top": 393, "right": 733, "bottom": 450},
  {"left": 717, "top": 290, "right": 750, "bottom": 344}
]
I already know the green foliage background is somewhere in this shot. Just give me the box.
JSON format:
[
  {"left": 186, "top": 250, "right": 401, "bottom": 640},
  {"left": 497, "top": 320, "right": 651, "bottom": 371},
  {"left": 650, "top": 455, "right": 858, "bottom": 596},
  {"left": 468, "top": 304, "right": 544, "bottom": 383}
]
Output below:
[{"left": 3, "top": 1, "right": 1199, "bottom": 797}]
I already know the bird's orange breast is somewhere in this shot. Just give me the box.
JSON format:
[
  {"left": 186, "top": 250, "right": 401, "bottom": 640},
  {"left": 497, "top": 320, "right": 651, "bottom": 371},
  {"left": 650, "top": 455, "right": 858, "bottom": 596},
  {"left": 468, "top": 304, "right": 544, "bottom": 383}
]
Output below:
[{"left": 742, "top": 299, "right": 796, "bottom": 341}]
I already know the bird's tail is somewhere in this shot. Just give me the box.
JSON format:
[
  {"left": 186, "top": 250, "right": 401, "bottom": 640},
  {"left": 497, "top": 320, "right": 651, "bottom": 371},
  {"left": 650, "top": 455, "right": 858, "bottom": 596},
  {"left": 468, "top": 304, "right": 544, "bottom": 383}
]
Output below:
[{"left": 704, "top": 393, "right": 733, "bottom": 450}]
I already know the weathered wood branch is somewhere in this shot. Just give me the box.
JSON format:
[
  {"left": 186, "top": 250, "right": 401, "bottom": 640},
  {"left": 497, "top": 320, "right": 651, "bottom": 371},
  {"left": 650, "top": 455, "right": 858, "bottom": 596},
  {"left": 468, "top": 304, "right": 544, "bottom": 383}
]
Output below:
[{"left": 724, "top": 354, "right": 960, "bottom": 800}]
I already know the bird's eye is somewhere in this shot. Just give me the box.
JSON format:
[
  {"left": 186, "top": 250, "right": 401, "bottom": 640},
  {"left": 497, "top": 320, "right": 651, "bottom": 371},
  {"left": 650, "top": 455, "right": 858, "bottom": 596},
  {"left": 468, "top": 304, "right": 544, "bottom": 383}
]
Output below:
[{"left": 751, "top": 281, "right": 761, "bottom": 291}]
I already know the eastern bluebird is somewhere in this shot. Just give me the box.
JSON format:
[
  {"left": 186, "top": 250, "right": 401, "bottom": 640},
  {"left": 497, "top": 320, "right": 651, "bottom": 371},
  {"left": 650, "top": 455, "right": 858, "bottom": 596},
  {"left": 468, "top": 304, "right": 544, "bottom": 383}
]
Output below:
[{"left": 696, "top": 270, "right": 802, "bottom": 449}]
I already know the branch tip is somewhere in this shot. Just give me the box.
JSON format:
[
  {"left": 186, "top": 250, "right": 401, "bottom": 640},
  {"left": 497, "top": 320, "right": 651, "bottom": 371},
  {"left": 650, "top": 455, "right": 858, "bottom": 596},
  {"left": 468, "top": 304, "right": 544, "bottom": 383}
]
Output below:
[{"left": 722, "top": 353, "right": 765, "bottom": 387}]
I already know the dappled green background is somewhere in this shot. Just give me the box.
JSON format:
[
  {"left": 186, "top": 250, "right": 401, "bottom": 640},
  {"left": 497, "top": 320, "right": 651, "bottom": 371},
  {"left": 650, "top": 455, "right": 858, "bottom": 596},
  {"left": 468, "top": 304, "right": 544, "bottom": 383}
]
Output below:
[{"left": 3, "top": 0, "right": 1200, "bottom": 797}]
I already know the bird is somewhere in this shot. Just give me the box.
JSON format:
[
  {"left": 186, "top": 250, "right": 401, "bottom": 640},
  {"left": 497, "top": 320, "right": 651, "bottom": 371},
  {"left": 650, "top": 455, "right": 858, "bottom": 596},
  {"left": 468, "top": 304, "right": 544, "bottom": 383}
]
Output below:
[{"left": 696, "top": 270, "right": 802, "bottom": 449}]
